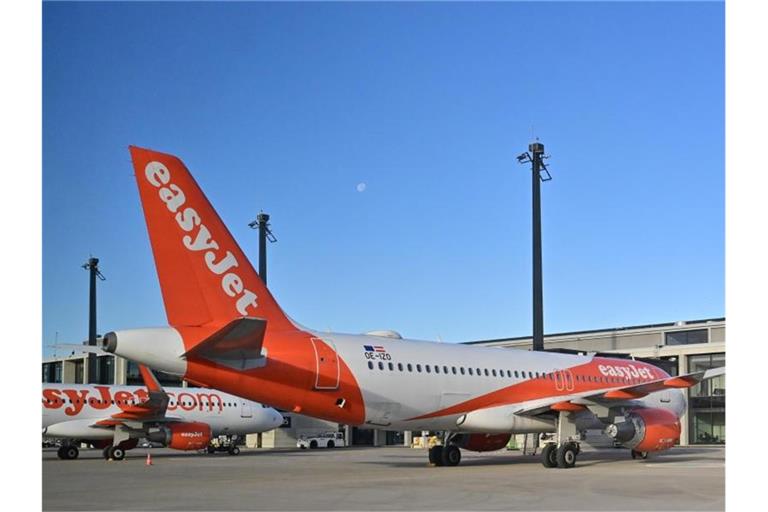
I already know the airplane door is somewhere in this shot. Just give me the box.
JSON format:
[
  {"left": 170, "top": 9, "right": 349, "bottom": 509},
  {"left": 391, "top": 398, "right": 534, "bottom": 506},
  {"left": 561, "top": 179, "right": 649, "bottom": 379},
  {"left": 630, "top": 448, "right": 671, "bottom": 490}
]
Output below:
[
  {"left": 554, "top": 370, "right": 575, "bottom": 392},
  {"left": 564, "top": 370, "right": 575, "bottom": 392},
  {"left": 240, "top": 400, "right": 252, "bottom": 418},
  {"left": 554, "top": 370, "right": 565, "bottom": 392},
  {"left": 311, "top": 338, "right": 340, "bottom": 390}
]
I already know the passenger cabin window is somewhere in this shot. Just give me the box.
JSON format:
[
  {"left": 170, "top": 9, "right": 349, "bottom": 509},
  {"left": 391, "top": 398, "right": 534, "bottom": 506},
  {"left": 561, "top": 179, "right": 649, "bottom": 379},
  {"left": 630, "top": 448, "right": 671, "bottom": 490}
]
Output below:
[
  {"left": 416, "top": 364, "right": 422, "bottom": 373},
  {"left": 378, "top": 362, "right": 384, "bottom": 370},
  {"left": 425, "top": 365, "right": 431, "bottom": 373},
  {"left": 460, "top": 367, "right": 466, "bottom": 375},
  {"left": 468, "top": 368, "right": 473, "bottom": 376},
  {"left": 452, "top": 367, "right": 457, "bottom": 375},
  {"left": 407, "top": 363, "right": 413, "bottom": 372},
  {"left": 388, "top": 362, "right": 394, "bottom": 371},
  {"left": 434, "top": 365, "right": 439, "bottom": 374},
  {"left": 492, "top": 369, "right": 497, "bottom": 377},
  {"left": 397, "top": 363, "right": 403, "bottom": 371},
  {"left": 368, "top": 361, "right": 374, "bottom": 370}
]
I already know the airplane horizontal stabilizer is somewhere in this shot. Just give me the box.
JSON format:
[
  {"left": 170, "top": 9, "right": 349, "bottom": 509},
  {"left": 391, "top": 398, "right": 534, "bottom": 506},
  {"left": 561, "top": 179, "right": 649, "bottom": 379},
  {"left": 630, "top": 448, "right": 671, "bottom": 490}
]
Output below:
[{"left": 183, "top": 317, "right": 268, "bottom": 371}]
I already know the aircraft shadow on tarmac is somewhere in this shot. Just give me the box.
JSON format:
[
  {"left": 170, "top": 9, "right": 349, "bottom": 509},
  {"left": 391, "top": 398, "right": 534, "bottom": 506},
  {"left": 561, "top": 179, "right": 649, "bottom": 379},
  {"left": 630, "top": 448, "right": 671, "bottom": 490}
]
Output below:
[{"left": 356, "top": 449, "right": 721, "bottom": 469}]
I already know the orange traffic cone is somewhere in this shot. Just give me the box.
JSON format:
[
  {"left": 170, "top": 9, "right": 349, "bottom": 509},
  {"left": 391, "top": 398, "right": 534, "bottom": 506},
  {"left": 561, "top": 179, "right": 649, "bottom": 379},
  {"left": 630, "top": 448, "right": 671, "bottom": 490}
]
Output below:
[{"left": 145, "top": 453, "right": 153, "bottom": 466}]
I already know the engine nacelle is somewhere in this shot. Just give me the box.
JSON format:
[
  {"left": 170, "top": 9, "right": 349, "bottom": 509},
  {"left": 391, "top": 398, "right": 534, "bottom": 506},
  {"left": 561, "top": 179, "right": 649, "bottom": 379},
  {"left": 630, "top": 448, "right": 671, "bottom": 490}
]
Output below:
[
  {"left": 148, "top": 422, "right": 212, "bottom": 451},
  {"left": 606, "top": 408, "right": 680, "bottom": 452},
  {"left": 454, "top": 433, "right": 512, "bottom": 452}
]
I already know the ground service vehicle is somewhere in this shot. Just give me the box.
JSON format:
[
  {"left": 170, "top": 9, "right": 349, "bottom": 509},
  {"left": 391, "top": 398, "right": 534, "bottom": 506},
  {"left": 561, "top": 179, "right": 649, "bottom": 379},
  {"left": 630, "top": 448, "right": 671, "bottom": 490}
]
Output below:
[
  {"left": 103, "top": 146, "right": 725, "bottom": 468},
  {"left": 297, "top": 432, "right": 346, "bottom": 449}
]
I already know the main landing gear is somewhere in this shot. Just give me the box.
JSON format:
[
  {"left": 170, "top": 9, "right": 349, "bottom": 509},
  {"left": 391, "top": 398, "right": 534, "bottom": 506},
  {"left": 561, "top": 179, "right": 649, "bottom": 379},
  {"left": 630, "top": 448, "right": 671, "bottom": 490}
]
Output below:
[
  {"left": 56, "top": 445, "right": 79, "bottom": 460},
  {"left": 541, "top": 412, "right": 582, "bottom": 469},
  {"left": 102, "top": 445, "right": 126, "bottom": 461},
  {"left": 428, "top": 443, "right": 462, "bottom": 467},
  {"left": 630, "top": 449, "right": 649, "bottom": 460},
  {"left": 428, "top": 433, "right": 462, "bottom": 467}
]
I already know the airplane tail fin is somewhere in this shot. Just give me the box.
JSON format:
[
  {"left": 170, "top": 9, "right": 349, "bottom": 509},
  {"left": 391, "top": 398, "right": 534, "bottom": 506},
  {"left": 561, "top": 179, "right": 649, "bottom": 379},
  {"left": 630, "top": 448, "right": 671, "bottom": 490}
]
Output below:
[{"left": 128, "top": 146, "right": 295, "bottom": 333}]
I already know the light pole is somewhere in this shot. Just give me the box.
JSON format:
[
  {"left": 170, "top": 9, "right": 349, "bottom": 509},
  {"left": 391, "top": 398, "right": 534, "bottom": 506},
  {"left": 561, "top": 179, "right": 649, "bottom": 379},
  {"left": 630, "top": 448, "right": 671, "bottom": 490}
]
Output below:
[
  {"left": 81, "top": 257, "right": 105, "bottom": 382},
  {"left": 248, "top": 212, "right": 277, "bottom": 285},
  {"left": 517, "top": 141, "right": 552, "bottom": 351}
]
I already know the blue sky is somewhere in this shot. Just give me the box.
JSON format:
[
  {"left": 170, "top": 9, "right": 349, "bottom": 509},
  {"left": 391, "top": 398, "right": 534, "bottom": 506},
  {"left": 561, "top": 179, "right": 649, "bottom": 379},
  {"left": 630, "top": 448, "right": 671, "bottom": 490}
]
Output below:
[{"left": 42, "top": 1, "right": 724, "bottom": 355}]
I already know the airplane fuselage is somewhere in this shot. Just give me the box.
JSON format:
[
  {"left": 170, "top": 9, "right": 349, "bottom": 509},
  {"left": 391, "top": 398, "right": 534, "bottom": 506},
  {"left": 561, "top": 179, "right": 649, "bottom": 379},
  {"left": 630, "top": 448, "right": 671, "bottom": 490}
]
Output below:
[
  {"left": 120, "top": 326, "right": 685, "bottom": 433},
  {"left": 42, "top": 383, "right": 283, "bottom": 439}
]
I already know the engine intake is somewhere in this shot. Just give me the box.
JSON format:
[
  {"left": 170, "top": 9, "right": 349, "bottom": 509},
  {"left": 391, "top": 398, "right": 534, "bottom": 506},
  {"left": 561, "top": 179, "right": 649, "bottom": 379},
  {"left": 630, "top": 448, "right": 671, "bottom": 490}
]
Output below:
[{"left": 606, "top": 408, "right": 680, "bottom": 452}]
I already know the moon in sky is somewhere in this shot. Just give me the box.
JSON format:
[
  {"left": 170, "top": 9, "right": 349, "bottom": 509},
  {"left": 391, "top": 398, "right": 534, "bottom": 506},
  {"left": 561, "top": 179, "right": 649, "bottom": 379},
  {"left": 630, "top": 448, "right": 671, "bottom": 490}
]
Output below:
[{"left": 356, "top": 182, "right": 367, "bottom": 193}]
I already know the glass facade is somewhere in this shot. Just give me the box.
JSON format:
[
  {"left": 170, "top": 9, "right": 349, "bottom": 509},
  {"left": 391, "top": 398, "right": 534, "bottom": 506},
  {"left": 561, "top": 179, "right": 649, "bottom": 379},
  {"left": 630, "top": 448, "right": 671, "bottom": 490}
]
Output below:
[
  {"left": 42, "top": 362, "right": 61, "bottom": 383},
  {"left": 386, "top": 431, "right": 404, "bottom": 446},
  {"left": 74, "top": 359, "right": 84, "bottom": 384},
  {"left": 688, "top": 353, "right": 725, "bottom": 444},
  {"left": 665, "top": 329, "right": 708, "bottom": 346},
  {"left": 97, "top": 355, "right": 114, "bottom": 384},
  {"left": 126, "top": 360, "right": 183, "bottom": 387}
]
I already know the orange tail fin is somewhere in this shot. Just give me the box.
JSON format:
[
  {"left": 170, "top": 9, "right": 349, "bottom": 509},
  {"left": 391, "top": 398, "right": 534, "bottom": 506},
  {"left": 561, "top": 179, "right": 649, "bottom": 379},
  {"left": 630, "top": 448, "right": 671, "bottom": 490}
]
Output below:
[{"left": 129, "top": 146, "right": 295, "bottom": 332}]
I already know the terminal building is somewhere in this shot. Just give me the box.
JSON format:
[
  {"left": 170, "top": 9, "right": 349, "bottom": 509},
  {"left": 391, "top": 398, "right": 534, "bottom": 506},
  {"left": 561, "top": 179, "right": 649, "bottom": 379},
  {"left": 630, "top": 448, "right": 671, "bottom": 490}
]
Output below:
[{"left": 42, "top": 317, "right": 725, "bottom": 447}]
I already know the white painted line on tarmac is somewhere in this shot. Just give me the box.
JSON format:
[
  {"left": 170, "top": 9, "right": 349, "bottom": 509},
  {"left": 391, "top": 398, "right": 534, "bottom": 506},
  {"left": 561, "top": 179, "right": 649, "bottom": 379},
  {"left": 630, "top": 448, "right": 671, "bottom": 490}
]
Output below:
[{"left": 645, "top": 463, "right": 724, "bottom": 469}]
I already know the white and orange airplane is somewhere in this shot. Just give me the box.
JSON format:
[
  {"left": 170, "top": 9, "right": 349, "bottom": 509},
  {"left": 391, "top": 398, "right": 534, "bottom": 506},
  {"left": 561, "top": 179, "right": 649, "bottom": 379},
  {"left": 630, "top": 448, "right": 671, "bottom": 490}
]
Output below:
[
  {"left": 42, "top": 363, "right": 284, "bottom": 460},
  {"left": 102, "top": 146, "right": 725, "bottom": 468}
]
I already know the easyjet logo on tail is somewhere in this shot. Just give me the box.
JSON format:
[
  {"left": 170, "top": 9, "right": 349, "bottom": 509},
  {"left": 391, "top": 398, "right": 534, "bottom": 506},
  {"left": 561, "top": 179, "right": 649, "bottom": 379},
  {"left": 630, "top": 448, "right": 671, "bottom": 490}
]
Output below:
[{"left": 145, "top": 161, "right": 258, "bottom": 316}]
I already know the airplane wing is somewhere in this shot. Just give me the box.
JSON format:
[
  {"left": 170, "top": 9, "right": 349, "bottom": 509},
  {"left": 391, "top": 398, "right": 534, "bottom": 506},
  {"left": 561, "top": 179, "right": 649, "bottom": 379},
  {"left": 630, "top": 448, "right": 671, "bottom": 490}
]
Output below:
[
  {"left": 91, "top": 365, "right": 172, "bottom": 428},
  {"left": 514, "top": 366, "right": 725, "bottom": 417}
]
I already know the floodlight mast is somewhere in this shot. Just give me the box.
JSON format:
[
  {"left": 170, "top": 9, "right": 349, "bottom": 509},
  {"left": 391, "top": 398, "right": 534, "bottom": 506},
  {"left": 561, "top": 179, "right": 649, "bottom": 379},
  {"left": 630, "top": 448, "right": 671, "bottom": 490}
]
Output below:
[
  {"left": 518, "top": 141, "right": 552, "bottom": 352},
  {"left": 248, "top": 212, "right": 277, "bottom": 286},
  {"left": 81, "top": 257, "right": 105, "bottom": 383}
]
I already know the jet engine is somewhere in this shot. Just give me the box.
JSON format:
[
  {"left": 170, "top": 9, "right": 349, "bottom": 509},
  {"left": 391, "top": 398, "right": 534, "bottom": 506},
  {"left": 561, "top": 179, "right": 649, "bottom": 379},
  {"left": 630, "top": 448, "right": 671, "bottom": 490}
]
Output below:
[
  {"left": 453, "top": 433, "right": 512, "bottom": 452},
  {"left": 148, "top": 422, "right": 212, "bottom": 451},
  {"left": 606, "top": 408, "right": 680, "bottom": 452}
]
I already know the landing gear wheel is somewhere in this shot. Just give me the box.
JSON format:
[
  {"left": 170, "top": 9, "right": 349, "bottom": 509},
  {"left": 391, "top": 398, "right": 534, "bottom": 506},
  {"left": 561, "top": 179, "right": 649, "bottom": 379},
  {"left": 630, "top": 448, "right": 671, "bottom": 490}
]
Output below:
[
  {"left": 441, "top": 444, "right": 461, "bottom": 467},
  {"left": 556, "top": 443, "right": 578, "bottom": 468},
  {"left": 59, "top": 446, "right": 78, "bottom": 460},
  {"left": 428, "top": 445, "right": 445, "bottom": 466},
  {"left": 228, "top": 446, "right": 240, "bottom": 456},
  {"left": 102, "top": 446, "right": 111, "bottom": 460},
  {"left": 109, "top": 446, "right": 125, "bottom": 461},
  {"left": 631, "top": 450, "right": 648, "bottom": 460},
  {"left": 541, "top": 443, "right": 558, "bottom": 468}
]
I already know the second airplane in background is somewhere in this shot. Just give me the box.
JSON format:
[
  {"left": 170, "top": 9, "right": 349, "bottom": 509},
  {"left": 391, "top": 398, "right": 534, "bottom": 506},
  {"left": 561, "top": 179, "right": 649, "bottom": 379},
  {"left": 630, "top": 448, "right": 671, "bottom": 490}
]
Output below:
[{"left": 43, "top": 363, "right": 284, "bottom": 460}]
